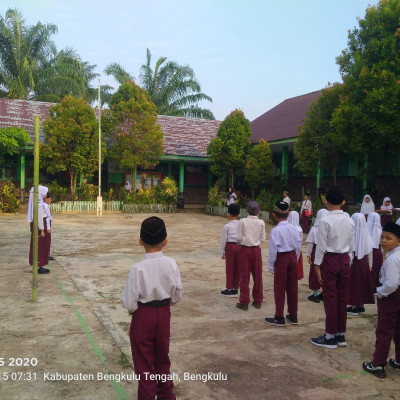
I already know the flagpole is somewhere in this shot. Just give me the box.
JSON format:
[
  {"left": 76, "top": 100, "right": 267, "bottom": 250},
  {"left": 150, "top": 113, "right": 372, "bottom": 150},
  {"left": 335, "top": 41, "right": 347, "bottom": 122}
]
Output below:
[
  {"left": 97, "top": 78, "right": 103, "bottom": 216},
  {"left": 32, "top": 116, "right": 40, "bottom": 302}
]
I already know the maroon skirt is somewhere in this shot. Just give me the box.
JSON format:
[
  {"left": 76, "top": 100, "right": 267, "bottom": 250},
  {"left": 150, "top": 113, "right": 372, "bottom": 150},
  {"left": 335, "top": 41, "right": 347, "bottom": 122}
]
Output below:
[
  {"left": 370, "top": 247, "right": 384, "bottom": 288},
  {"left": 348, "top": 255, "right": 375, "bottom": 306},
  {"left": 381, "top": 214, "right": 392, "bottom": 228},
  {"left": 301, "top": 210, "right": 310, "bottom": 233},
  {"left": 29, "top": 219, "right": 49, "bottom": 267},
  {"left": 308, "top": 244, "right": 321, "bottom": 290},
  {"left": 297, "top": 252, "right": 304, "bottom": 280}
]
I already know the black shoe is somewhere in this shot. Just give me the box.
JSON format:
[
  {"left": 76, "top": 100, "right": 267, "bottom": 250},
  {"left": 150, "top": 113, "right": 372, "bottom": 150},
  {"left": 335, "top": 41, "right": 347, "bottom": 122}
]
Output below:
[
  {"left": 221, "top": 289, "right": 237, "bottom": 297},
  {"left": 308, "top": 294, "right": 320, "bottom": 303},
  {"left": 347, "top": 306, "right": 359, "bottom": 316},
  {"left": 310, "top": 334, "right": 337, "bottom": 349},
  {"left": 318, "top": 292, "right": 324, "bottom": 301},
  {"left": 252, "top": 301, "right": 261, "bottom": 309},
  {"left": 357, "top": 306, "right": 365, "bottom": 314},
  {"left": 389, "top": 358, "right": 400, "bottom": 369},
  {"left": 264, "top": 316, "right": 285, "bottom": 327},
  {"left": 49, "top": 256, "right": 55, "bottom": 261},
  {"left": 232, "top": 289, "right": 239, "bottom": 296},
  {"left": 236, "top": 303, "right": 248, "bottom": 311},
  {"left": 335, "top": 335, "right": 346, "bottom": 347},
  {"left": 38, "top": 267, "right": 50, "bottom": 274},
  {"left": 286, "top": 314, "right": 298, "bottom": 325},
  {"left": 362, "top": 361, "right": 386, "bottom": 378}
]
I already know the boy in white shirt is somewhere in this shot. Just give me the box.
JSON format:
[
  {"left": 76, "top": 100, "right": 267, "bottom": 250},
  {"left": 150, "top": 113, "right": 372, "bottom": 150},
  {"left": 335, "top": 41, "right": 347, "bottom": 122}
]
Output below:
[
  {"left": 363, "top": 222, "right": 400, "bottom": 379},
  {"left": 236, "top": 201, "right": 266, "bottom": 310},
  {"left": 265, "top": 201, "right": 302, "bottom": 326},
  {"left": 220, "top": 204, "right": 241, "bottom": 297},
  {"left": 310, "top": 186, "right": 354, "bottom": 349},
  {"left": 121, "top": 217, "right": 182, "bottom": 399}
]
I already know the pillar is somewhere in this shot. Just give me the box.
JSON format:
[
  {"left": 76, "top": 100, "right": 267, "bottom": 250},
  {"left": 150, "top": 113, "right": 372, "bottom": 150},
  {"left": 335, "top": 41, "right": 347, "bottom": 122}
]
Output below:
[
  {"left": 179, "top": 160, "right": 184, "bottom": 193},
  {"left": 20, "top": 151, "right": 26, "bottom": 203}
]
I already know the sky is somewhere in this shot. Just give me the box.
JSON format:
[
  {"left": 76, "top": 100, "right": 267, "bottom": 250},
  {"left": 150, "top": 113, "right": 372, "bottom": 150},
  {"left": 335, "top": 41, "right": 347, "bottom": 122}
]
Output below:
[{"left": 3, "top": 0, "right": 374, "bottom": 121}]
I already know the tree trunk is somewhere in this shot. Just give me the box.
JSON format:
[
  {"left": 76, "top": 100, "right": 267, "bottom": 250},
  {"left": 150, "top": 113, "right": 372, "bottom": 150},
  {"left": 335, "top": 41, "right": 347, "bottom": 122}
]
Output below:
[
  {"left": 230, "top": 170, "right": 234, "bottom": 188},
  {"left": 333, "top": 164, "right": 337, "bottom": 186}
]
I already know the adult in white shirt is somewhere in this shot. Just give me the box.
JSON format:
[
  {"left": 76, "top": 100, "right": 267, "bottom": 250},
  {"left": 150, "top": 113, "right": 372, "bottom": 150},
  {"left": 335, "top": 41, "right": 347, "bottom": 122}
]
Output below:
[{"left": 282, "top": 191, "right": 291, "bottom": 206}]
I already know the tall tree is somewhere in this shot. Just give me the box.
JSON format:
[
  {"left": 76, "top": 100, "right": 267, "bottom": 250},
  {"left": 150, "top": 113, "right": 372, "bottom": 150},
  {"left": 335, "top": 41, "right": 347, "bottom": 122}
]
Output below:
[
  {"left": 0, "top": 127, "right": 32, "bottom": 165},
  {"left": 332, "top": 0, "right": 400, "bottom": 177},
  {"left": 294, "top": 84, "right": 347, "bottom": 185},
  {"left": 0, "top": 8, "right": 103, "bottom": 104},
  {"left": 41, "top": 96, "right": 104, "bottom": 197},
  {"left": 0, "top": 8, "right": 57, "bottom": 99},
  {"left": 207, "top": 109, "right": 252, "bottom": 187},
  {"left": 105, "top": 49, "right": 215, "bottom": 119},
  {"left": 104, "top": 81, "right": 164, "bottom": 187},
  {"left": 245, "top": 139, "right": 276, "bottom": 196}
]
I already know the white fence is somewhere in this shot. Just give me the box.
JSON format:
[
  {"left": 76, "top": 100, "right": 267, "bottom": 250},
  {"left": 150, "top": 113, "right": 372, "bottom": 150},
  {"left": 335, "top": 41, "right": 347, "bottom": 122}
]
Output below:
[{"left": 50, "top": 201, "right": 174, "bottom": 214}]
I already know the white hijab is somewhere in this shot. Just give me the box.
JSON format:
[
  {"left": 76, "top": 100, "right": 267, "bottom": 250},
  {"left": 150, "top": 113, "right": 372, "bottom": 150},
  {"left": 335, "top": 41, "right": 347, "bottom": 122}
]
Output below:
[
  {"left": 360, "top": 195, "right": 375, "bottom": 215},
  {"left": 288, "top": 210, "right": 302, "bottom": 239},
  {"left": 381, "top": 197, "right": 393, "bottom": 212},
  {"left": 366, "top": 212, "right": 382, "bottom": 249},
  {"left": 396, "top": 218, "right": 400, "bottom": 226},
  {"left": 306, "top": 208, "right": 329, "bottom": 244},
  {"left": 27, "top": 185, "right": 48, "bottom": 222},
  {"left": 351, "top": 212, "right": 373, "bottom": 259}
]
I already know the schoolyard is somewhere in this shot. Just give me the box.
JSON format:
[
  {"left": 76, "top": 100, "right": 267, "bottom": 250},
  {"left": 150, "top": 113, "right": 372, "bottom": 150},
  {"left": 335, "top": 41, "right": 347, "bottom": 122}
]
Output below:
[{"left": 0, "top": 211, "right": 398, "bottom": 400}]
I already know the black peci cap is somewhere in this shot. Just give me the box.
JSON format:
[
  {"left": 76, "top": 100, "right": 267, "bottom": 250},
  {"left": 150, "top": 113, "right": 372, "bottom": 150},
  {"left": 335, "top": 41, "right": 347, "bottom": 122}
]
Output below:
[
  {"left": 325, "top": 185, "right": 344, "bottom": 205},
  {"left": 382, "top": 221, "right": 400, "bottom": 239},
  {"left": 140, "top": 216, "right": 167, "bottom": 245}
]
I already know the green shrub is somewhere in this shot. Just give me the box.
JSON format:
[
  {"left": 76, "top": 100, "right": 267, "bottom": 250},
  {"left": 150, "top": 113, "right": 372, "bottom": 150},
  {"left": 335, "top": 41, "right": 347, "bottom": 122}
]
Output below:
[
  {"left": 76, "top": 183, "right": 98, "bottom": 201},
  {"left": 207, "top": 178, "right": 226, "bottom": 206},
  {"left": 47, "top": 181, "right": 69, "bottom": 202},
  {"left": 159, "top": 177, "right": 178, "bottom": 205},
  {"left": 0, "top": 180, "right": 20, "bottom": 213}
]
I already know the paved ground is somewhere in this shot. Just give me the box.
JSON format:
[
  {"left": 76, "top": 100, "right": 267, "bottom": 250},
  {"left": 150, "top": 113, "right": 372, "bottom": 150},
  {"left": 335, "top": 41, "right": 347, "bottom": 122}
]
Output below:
[{"left": 0, "top": 211, "right": 399, "bottom": 400}]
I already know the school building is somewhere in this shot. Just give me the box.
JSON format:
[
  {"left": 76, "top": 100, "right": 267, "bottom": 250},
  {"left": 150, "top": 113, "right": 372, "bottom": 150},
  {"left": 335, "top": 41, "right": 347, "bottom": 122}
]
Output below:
[
  {"left": 0, "top": 98, "right": 220, "bottom": 204},
  {"left": 1, "top": 93, "right": 398, "bottom": 206},
  {"left": 250, "top": 90, "right": 400, "bottom": 205}
]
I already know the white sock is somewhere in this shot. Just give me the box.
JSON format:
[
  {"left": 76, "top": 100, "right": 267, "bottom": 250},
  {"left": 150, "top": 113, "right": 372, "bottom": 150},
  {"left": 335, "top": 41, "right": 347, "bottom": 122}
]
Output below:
[
  {"left": 336, "top": 332, "right": 345, "bottom": 336},
  {"left": 325, "top": 333, "right": 335, "bottom": 339}
]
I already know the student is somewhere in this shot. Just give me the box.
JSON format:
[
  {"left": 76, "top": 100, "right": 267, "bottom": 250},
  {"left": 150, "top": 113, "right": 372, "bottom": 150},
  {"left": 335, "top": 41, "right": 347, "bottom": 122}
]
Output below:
[
  {"left": 310, "top": 185, "right": 355, "bottom": 348},
  {"left": 362, "top": 222, "right": 400, "bottom": 379},
  {"left": 288, "top": 210, "right": 304, "bottom": 280},
  {"left": 27, "top": 185, "right": 50, "bottom": 274},
  {"left": 120, "top": 216, "right": 182, "bottom": 400},
  {"left": 236, "top": 201, "right": 266, "bottom": 310},
  {"left": 265, "top": 201, "right": 302, "bottom": 326},
  {"left": 306, "top": 208, "right": 329, "bottom": 303},
  {"left": 360, "top": 194, "right": 375, "bottom": 220},
  {"left": 300, "top": 192, "right": 312, "bottom": 233},
  {"left": 220, "top": 203, "right": 241, "bottom": 297},
  {"left": 282, "top": 191, "right": 291, "bottom": 206},
  {"left": 43, "top": 192, "right": 53, "bottom": 261},
  {"left": 377, "top": 197, "right": 400, "bottom": 227},
  {"left": 347, "top": 213, "right": 375, "bottom": 316},
  {"left": 367, "top": 212, "right": 384, "bottom": 290},
  {"left": 226, "top": 187, "right": 237, "bottom": 206}
]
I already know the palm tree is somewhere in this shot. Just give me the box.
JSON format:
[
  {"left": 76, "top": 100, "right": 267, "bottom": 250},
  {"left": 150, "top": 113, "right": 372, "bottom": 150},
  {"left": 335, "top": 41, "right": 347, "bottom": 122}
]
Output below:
[
  {"left": 104, "top": 49, "right": 215, "bottom": 119},
  {"left": 0, "top": 8, "right": 105, "bottom": 104},
  {"left": 0, "top": 8, "right": 58, "bottom": 99},
  {"left": 139, "top": 48, "right": 214, "bottom": 119}
]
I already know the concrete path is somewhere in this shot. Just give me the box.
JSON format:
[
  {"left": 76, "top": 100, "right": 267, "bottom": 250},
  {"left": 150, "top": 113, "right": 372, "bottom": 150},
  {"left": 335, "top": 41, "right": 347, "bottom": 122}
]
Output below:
[{"left": 0, "top": 212, "right": 398, "bottom": 399}]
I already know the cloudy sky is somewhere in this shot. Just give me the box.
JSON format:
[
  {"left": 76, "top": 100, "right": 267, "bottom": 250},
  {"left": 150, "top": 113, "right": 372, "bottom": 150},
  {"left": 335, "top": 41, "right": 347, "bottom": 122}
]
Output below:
[{"left": 3, "top": 0, "right": 373, "bottom": 121}]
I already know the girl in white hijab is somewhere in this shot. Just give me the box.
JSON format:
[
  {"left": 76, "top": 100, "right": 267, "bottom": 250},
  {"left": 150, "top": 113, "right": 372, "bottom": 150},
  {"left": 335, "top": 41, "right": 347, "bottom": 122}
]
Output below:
[
  {"left": 347, "top": 213, "right": 375, "bottom": 316},
  {"left": 306, "top": 208, "right": 329, "bottom": 303},
  {"left": 360, "top": 195, "right": 375, "bottom": 218},
  {"left": 366, "top": 212, "right": 384, "bottom": 290},
  {"left": 27, "top": 185, "right": 50, "bottom": 274},
  {"left": 287, "top": 211, "right": 304, "bottom": 280},
  {"left": 378, "top": 197, "right": 400, "bottom": 227}
]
